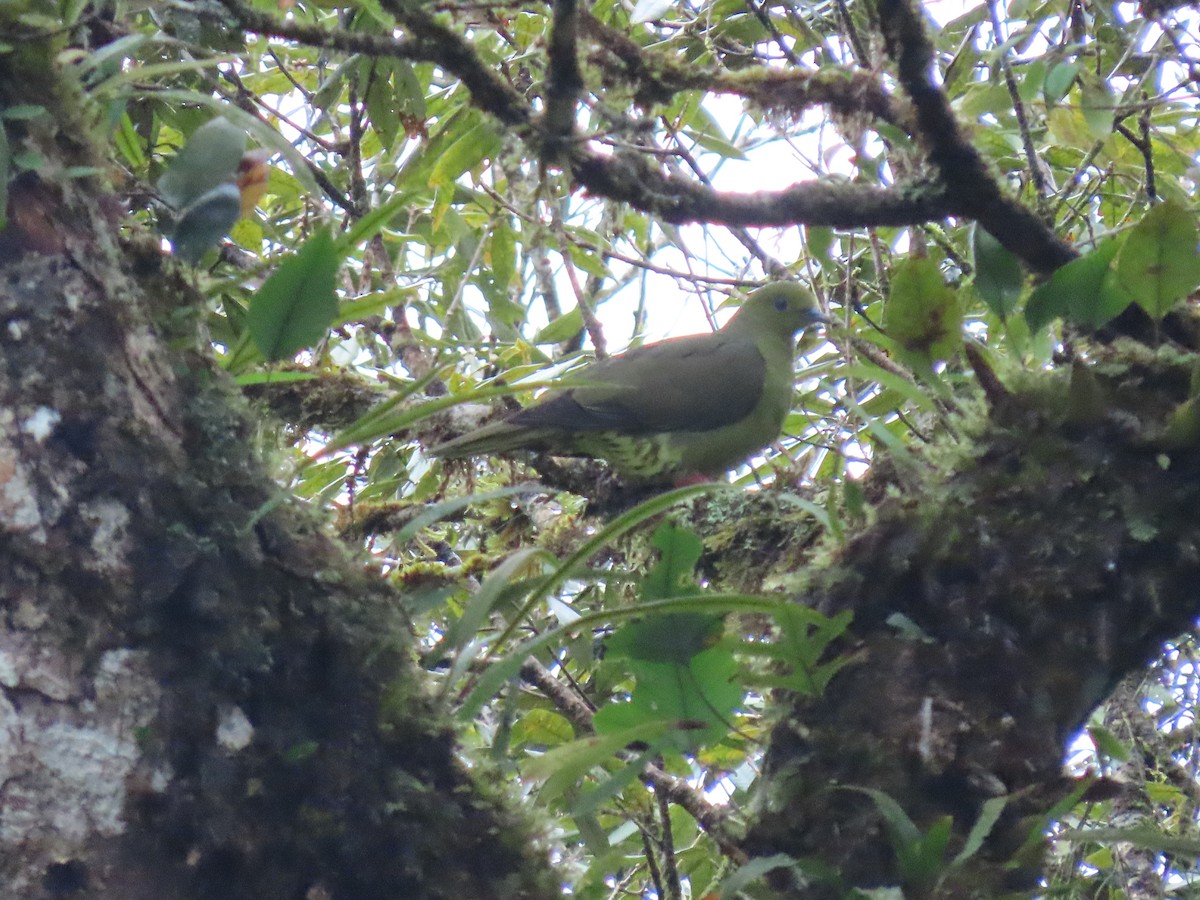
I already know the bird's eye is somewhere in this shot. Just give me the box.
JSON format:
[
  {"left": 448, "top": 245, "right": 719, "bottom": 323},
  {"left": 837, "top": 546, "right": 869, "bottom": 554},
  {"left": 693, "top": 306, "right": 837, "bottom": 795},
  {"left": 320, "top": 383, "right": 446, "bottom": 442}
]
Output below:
[{"left": 773, "top": 297, "right": 788, "bottom": 312}]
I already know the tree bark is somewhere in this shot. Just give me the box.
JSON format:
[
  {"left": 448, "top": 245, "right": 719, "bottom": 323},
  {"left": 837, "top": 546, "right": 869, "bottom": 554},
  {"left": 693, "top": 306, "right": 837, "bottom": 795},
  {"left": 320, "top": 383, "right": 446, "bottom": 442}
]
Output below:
[
  {"left": 746, "top": 348, "right": 1200, "bottom": 896},
  {"left": 0, "top": 56, "right": 557, "bottom": 900}
]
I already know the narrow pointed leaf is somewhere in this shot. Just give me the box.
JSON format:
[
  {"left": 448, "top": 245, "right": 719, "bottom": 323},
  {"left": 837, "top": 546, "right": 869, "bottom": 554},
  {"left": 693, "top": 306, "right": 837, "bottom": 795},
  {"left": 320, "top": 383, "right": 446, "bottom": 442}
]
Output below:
[
  {"left": 247, "top": 228, "right": 339, "bottom": 362},
  {"left": 971, "top": 224, "right": 1024, "bottom": 318}
]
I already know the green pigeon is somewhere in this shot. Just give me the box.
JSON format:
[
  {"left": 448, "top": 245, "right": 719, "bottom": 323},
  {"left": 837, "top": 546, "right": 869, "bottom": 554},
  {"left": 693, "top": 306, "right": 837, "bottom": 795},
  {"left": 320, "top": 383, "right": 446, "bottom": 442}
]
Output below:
[{"left": 429, "top": 283, "right": 825, "bottom": 484}]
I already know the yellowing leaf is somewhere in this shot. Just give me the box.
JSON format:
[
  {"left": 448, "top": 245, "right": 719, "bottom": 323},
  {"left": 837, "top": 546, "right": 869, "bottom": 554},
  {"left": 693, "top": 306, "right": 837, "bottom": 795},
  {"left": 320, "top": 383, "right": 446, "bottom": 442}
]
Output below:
[{"left": 884, "top": 257, "right": 962, "bottom": 363}]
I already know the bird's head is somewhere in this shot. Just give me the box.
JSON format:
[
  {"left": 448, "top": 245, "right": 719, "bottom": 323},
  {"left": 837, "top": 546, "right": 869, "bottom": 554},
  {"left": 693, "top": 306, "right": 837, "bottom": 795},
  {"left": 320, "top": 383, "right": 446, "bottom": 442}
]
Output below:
[{"left": 727, "top": 282, "right": 827, "bottom": 337}]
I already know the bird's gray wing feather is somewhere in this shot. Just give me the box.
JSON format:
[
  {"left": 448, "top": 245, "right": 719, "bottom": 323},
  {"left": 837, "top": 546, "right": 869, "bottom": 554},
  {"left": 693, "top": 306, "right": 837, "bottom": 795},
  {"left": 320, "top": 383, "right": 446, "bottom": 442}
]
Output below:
[{"left": 509, "top": 332, "right": 766, "bottom": 434}]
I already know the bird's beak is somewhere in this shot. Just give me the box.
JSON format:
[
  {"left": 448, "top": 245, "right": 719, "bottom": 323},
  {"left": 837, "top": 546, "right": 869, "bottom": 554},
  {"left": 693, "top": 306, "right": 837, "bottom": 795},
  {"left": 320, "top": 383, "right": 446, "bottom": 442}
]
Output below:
[{"left": 805, "top": 309, "right": 830, "bottom": 326}]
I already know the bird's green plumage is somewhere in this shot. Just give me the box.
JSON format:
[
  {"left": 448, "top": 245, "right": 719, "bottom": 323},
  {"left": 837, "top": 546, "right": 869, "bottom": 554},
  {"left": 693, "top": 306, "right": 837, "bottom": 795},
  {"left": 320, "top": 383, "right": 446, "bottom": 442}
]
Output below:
[{"left": 429, "top": 283, "right": 824, "bottom": 482}]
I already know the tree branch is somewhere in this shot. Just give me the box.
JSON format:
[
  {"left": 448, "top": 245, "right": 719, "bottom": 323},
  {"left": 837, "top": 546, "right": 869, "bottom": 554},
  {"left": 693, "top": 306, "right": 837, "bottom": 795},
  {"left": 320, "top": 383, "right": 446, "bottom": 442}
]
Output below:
[
  {"left": 875, "top": 0, "right": 1076, "bottom": 274},
  {"left": 571, "top": 148, "right": 953, "bottom": 227},
  {"left": 214, "top": 0, "right": 535, "bottom": 130},
  {"left": 543, "top": 0, "right": 583, "bottom": 154}
]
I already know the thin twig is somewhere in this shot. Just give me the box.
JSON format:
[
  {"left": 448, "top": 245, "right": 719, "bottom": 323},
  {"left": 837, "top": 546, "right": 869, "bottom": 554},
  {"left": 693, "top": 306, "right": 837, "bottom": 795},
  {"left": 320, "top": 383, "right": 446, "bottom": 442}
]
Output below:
[
  {"left": 987, "top": 0, "right": 1049, "bottom": 207},
  {"left": 875, "top": 0, "right": 1076, "bottom": 274},
  {"left": 657, "top": 785, "right": 682, "bottom": 900}
]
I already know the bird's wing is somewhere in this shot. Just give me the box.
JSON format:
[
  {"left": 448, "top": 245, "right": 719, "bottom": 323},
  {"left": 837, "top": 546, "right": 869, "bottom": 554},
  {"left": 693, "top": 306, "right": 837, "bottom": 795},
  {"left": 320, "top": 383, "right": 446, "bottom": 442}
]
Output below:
[{"left": 509, "top": 332, "right": 767, "bottom": 434}]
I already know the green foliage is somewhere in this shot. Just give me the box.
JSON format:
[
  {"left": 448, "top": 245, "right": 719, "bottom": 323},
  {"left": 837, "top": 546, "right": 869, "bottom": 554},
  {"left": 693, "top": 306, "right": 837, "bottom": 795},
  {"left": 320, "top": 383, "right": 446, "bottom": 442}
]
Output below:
[
  {"left": 971, "top": 224, "right": 1024, "bottom": 319},
  {"left": 62, "top": 0, "right": 1200, "bottom": 894},
  {"left": 844, "top": 787, "right": 1007, "bottom": 895},
  {"left": 884, "top": 256, "right": 963, "bottom": 366},
  {"left": 738, "top": 604, "right": 852, "bottom": 696},
  {"left": 1025, "top": 238, "right": 1129, "bottom": 330},
  {"left": 246, "top": 228, "right": 339, "bottom": 361},
  {"left": 1117, "top": 200, "right": 1200, "bottom": 321},
  {"left": 1023, "top": 201, "right": 1200, "bottom": 331},
  {"left": 596, "top": 524, "right": 736, "bottom": 750}
]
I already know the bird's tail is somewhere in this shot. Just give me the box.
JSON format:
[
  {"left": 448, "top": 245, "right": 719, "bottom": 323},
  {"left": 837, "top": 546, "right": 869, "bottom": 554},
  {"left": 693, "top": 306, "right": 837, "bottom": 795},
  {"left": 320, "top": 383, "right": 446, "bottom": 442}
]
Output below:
[{"left": 427, "top": 421, "right": 554, "bottom": 458}]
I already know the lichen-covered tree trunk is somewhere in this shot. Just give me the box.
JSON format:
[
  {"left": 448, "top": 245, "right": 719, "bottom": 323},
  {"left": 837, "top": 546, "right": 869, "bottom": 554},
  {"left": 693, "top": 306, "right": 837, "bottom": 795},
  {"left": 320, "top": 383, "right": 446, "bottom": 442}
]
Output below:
[
  {"left": 746, "top": 350, "right": 1200, "bottom": 897},
  {"left": 0, "top": 55, "right": 556, "bottom": 900}
]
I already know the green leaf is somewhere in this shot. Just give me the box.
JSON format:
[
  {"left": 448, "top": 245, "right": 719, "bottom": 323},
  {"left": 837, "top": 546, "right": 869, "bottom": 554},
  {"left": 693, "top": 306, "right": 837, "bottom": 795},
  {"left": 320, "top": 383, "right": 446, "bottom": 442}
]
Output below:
[
  {"left": 311, "top": 56, "right": 352, "bottom": 111},
  {"left": 845, "top": 786, "right": 922, "bottom": 847},
  {"left": 334, "top": 190, "right": 416, "bottom": 258},
  {"left": 686, "top": 127, "right": 747, "bottom": 160},
  {"left": 642, "top": 521, "right": 703, "bottom": 600},
  {"left": 1017, "top": 59, "right": 1046, "bottom": 104},
  {"left": 884, "top": 257, "right": 962, "bottom": 363},
  {"left": 603, "top": 524, "right": 721, "bottom": 666},
  {"left": 681, "top": 103, "right": 746, "bottom": 159},
  {"left": 363, "top": 58, "right": 400, "bottom": 148},
  {"left": 1043, "top": 61, "right": 1079, "bottom": 107},
  {"left": 907, "top": 816, "right": 953, "bottom": 880},
  {"left": 90, "top": 55, "right": 239, "bottom": 95},
  {"left": 951, "top": 796, "right": 1007, "bottom": 867},
  {"left": 1025, "top": 238, "right": 1130, "bottom": 330},
  {"left": 74, "top": 32, "right": 150, "bottom": 77},
  {"left": 113, "top": 111, "right": 146, "bottom": 170},
  {"left": 971, "top": 224, "right": 1024, "bottom": 318},
  {"left": 718, "top": 854, "right": 806, "bottom": 898},
  {"left": 511, "top": 709, "right": 575, "bottom": 749},
  {"left": 592, "top": 524, "right": 744, "bottom": 750},
  {"left": 1055, "top": 825, "right": 1200, "bottom": 856},
  {"left": 482, "top": 482, "right": 735, "bottom": 662},
  {"left": 0, "top": 104, "right": 46, "bottom": 120},
  {"left": 1079, "top": 74, "right": 1113, "bottom": 139},
  {"left": 283, "top": 740, "right": 319, "bottom": 763},
  {"left": 843, "top": 787, "right": 951, "bottom": 885},
  {"left": 565, "top": 240, "right": 609, "bottom": 278},
  {"left": 490, "top": 217, "right": 517, "bottom": 292},
  {"left": 1116, "top": 200, "right": 1200, "bottom": 320},
  {"left": 456, "top": 590, "right": 781, "bottom": 724},
  {"left": 1087, "top": 724, "right": 1132, "bottom": 763},
  {"left": 533, "top": 308, "right": 584, "bottom": 345},
  {"left": 247, "top": 228, "right": 340, "bottom": 361},
  {"left": 522, "top": 728, "right": 656, "bottom": 803},
  {"left": 605, "top": 612, "right": 722, "bottom": 664},
  {"left": 740, "top": 605, "right": 853, "bottom": 695},
  {"left": 429, "top": 120, "right": 501, "bottom": 187},
  {"left": 392, "top": 59, "right": 427, "bottom": 126},
  {"left": 1162, "top": 394, "right": 1200, "bottom": 448},
  {"left": 805, "top": 226, "right": 835, "bottom": 266},
  {"left": 593, "top": 646, "right": 741, "bottom": 749},
  {"left": 233, "top": 371, "right": 316, "bottom": 386},
  {"left": 569, "top": 750, "right": 658, "bottom": 820},
  {"left": 394, "top": 485, "right": 546, "bottom": 548},
  {"left": 320, "top": 372, "right": 565, "bottom": 456},
  {"left": 436, "top": 546, "right": 553, "bottom": 700}
]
